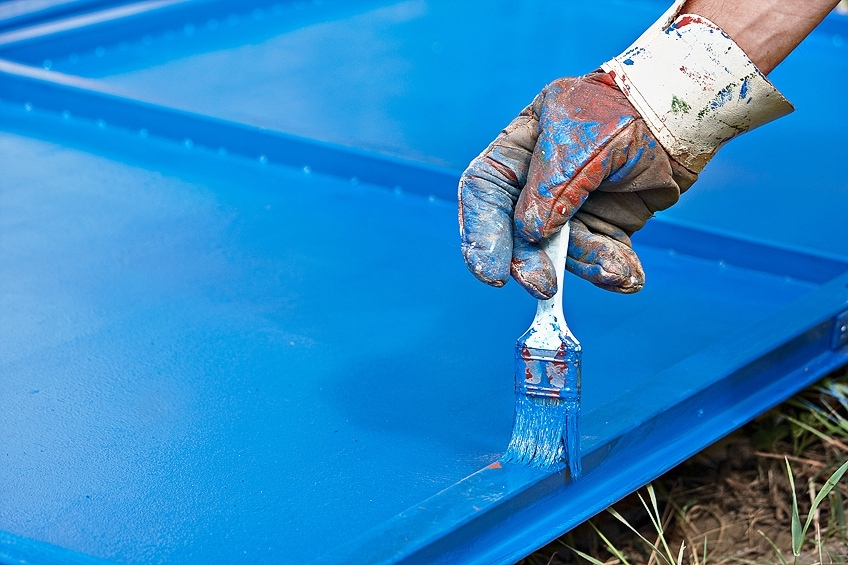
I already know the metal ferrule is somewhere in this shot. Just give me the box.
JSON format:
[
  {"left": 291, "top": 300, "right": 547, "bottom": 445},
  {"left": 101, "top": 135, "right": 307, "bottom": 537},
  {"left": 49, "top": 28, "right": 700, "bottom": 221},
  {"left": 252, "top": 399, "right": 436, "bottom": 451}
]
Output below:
[{"left": 515, "top": 340, "right": 582, "bottom": 399}]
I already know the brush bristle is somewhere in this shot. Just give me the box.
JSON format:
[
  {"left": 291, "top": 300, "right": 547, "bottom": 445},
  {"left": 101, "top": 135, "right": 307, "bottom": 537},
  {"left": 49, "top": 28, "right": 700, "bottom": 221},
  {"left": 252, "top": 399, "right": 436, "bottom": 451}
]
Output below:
[
  {"left": 502, "top": 395, "right": 580, "bottom": 475},
  {"left": 503, "top": 395, "right": 565, "bottom": 469}
]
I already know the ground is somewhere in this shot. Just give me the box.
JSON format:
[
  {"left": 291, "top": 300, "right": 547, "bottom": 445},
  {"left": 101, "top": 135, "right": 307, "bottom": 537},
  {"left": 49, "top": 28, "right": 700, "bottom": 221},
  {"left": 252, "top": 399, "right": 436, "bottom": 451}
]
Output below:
[{"left": 520, "top": 365, "right": 848, "bottom": 565}]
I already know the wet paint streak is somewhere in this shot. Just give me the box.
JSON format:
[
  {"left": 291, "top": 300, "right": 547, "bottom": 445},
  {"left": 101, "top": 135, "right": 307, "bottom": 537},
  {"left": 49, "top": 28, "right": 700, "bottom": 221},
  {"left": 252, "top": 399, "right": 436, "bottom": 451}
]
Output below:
[
  {"left": 665, "top": 14, "right": 707, "bottom": 36},
  {"left": 518, "top": 77, "right": 638, "bottom": 241},
  {"left": 739, "top": 77, "right": 749, "bottom": 100},
  {"left": 504, "top": 333, "right": 582, "bottom": 474},
  {"left": 606, "top": 144, "right": 645, "bottom": 183},
  {"left": 697, "top": 82, "right": 737, "bottom": 120},
  {"left": 536, "top": 118, "right": 603, "bottom": 178}
]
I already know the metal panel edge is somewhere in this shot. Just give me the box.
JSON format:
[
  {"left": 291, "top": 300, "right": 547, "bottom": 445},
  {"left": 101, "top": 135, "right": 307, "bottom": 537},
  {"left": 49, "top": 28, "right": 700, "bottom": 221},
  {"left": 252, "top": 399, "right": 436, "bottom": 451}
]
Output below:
[
  {"left": 0, "top": 61, "right": 844, "bottom": 284},
  {"left": 0, "top": 0, "right": 194, "bottom": 48},
  {"left": 311, "top": 272, "right": 848, "bottom": 564},
  {"left": 636, "top": 217, "right": 848, "bottom": 283},
  {"left": 0, "top": 58, "right": 460, "bottom": 199},
  {"left": 0, "top": 531, "right": 119, "bottom": 565}
]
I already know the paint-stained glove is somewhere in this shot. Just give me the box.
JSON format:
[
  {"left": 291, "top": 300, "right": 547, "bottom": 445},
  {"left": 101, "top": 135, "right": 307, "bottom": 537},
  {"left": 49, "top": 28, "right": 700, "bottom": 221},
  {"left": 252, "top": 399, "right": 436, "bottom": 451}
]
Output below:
[
  {"left": 459, "top": 70, "right": 694, "bottom": 298},
  {"left": 458, "top": 5, "right": 793, "bottom": 299}
]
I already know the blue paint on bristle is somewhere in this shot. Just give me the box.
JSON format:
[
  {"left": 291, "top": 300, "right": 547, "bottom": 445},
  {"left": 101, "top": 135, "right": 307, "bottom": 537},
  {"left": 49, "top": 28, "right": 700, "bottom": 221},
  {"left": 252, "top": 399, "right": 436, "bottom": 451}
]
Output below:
[
  {"left": 503, "top": 396, "right": 581, "bottom": 474},
  {"left": 503, "top": 395, "right": 565, "bottom": 468},
  {"left": 502, "top": 337, "right": 582, "bottom": 475}
]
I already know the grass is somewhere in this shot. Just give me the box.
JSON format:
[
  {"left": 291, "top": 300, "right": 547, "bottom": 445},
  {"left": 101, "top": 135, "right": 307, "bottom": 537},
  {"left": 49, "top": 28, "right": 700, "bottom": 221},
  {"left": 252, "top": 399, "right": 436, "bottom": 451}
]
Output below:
[{"left": 518, "top": 365, "right": 848, "bottom": 565}]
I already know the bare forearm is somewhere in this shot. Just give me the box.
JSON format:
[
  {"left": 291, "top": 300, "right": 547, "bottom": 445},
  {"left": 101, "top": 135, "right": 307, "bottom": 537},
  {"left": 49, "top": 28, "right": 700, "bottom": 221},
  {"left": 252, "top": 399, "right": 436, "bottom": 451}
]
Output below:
[{"left": 683, "top": 0, "right": 839, "bottom": 74}]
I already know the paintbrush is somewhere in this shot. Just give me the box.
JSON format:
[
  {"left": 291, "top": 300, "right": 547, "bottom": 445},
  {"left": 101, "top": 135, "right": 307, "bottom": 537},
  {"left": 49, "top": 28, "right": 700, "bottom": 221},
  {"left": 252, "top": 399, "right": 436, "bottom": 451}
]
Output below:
[{"left": 502, "top": 222, "right": 581, "bottom": 477}]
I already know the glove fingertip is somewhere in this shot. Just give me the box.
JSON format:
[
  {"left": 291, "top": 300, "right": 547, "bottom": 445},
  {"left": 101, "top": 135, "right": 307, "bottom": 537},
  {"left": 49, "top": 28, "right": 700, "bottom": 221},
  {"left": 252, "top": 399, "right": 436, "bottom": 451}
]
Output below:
[
  {"left": 511, "top": 264, "right": 556, "bottom": 299},
  {"left": 462, "top": 245, "right": 511, "bottom": 288},
  {"left": 511, "top": 241, "right": 557, "bottom": 299},
  {"left": 565, "top": 256, "right": 645, "bottom": 293}
]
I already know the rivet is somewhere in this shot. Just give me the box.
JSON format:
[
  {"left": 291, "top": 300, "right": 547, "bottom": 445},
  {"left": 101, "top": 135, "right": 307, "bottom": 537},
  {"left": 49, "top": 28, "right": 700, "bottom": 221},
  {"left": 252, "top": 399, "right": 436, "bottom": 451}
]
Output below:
[
  {"left": 259, "top": 154, "right": 268, "bottom": 164},
  {"left": 302, "top": 165, "right": 311, "bottom": 174},
  {"left": 184, "top": 138, "right": 193, "bottom": 148}
]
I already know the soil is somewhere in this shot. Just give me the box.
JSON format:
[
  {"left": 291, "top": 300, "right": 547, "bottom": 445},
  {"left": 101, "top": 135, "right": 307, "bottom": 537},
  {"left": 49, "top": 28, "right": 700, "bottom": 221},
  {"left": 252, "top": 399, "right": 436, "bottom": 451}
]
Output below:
[{"left": 519, "top": 366, "right": 848, "bottom": 565}]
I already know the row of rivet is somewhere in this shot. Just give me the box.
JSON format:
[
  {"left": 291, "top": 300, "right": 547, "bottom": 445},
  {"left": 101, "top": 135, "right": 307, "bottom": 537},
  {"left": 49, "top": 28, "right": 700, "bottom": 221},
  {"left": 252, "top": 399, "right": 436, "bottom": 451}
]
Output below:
[
  {"left": 44, "top": 1, "right": 330, "bottom": 70},
  {"left": 18, "top": 99, "right": 443, "bottom": 201}
]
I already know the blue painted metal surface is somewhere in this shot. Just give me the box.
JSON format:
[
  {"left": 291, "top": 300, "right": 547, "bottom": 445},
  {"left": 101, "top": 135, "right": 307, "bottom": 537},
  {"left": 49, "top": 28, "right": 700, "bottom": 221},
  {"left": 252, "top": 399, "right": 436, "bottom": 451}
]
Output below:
[
  {"left": 0, "top": 1, "right": 132, "bottom": 30},
  {"left": 0, "top": 1, "right": 846, "bottom": 564}
]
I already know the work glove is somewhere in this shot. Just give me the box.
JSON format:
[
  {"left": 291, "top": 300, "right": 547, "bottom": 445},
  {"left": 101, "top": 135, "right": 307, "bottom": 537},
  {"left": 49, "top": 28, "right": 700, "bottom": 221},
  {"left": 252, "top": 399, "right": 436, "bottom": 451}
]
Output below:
[{"left": 458, "top": 3, "right": 793, "bottom": 299}]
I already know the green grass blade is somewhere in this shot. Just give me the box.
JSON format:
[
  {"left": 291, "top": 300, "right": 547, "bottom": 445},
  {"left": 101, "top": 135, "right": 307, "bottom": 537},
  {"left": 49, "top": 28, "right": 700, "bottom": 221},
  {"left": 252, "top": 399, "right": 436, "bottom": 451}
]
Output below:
[
  {"left": 676, "top": 541, "right": 685, "bottom": 565},
  {"left": 787, "top": 415, "right": 843, "bottom": 446},
  {"left": 832, "top": 488, "right": 846, "bottom": 538},
  {"left": 647, "top": 485, "right": 661, "bottom": 525},
  {"left": 607, "top": 508, "right": 670, "bottom": 564},
  {"left": 758, "top": 530, "right": 789, "bottom": 565},
  {"left": 802, "top": 459, "right": 848, "bottom": 537},
  {"left": 648, "top": 485, "right": 676, "bottom": 565},
  {"left": 638, "top": 491, "right": 663, "bottom": 536},
  {"left": 638, "top": 489, "right": 675, "bottom": 565},
  {"left": 785, "top": 457, "right": 803, "bottom": 556},
  {"left": 589, "top": 521, "right": 631, "bottom": 565},
  {"left": 566, "top": 544, "right": 612, "bottom": 565}
]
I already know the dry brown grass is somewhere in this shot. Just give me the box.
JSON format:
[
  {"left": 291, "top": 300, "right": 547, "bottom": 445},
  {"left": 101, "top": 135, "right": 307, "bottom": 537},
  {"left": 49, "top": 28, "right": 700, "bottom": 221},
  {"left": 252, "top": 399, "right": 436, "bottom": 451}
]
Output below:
[{"left": 519, "top": 365, "right": 848, "bottom": 565}]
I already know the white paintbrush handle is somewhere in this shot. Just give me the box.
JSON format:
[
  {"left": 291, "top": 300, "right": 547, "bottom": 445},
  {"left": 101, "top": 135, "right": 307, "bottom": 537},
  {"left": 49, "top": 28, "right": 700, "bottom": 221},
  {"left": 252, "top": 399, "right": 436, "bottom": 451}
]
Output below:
[{"left": 523, "top": 222, "right": 577, "bottom": 348}]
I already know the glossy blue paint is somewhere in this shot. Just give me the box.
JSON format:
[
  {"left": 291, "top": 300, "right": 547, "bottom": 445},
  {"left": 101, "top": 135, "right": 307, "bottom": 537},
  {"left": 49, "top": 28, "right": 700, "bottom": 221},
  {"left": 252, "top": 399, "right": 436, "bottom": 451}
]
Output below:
[
  {"left": 0, "top": 1, "right": 846, "bottom": 564},
  {"left": 0, "top": 0, "right": 130, "bottom": 30},
  {"left": 0, "top": 0, "right": 664, "bottom": 169}
]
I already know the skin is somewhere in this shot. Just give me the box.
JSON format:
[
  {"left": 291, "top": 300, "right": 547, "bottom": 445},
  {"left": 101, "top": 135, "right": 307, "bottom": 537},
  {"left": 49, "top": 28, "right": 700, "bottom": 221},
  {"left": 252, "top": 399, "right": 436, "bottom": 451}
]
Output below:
[
  {"left": 459, "top": 1, "right": 840, "bottom": 299},
  {"left": 684, "top": 0, "right": 841, "bottom": 74}
]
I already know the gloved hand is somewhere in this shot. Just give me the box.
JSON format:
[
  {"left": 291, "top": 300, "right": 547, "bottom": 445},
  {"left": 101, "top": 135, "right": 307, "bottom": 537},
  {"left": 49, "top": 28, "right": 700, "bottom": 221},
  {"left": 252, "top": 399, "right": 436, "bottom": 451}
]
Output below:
[
  {"left": 458, "top": 71, "right": 696, "bottom": 298},
  {"left": 458, "top": 4, "right": 793, "bottom": 299}
]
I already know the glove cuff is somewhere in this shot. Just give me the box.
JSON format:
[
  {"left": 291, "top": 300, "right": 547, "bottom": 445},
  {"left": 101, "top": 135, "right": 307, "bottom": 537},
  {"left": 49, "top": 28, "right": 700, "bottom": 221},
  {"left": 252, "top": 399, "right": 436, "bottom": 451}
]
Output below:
[{"left": 601, "top": 3, "right": 794, "bottom": 173}]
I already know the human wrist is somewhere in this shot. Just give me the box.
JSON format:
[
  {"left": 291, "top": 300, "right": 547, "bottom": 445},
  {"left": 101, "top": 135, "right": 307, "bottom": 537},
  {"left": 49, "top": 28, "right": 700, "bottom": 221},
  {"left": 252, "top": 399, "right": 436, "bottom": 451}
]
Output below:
[
  {"left": 682, "top": 0, "right": 840, "bottom": 74},
  {"left": 601, "top": 3, "right": 794, "bottom": 172}
]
